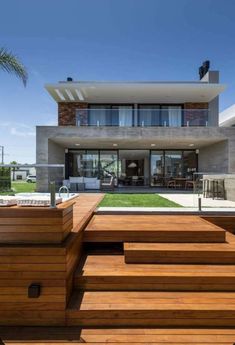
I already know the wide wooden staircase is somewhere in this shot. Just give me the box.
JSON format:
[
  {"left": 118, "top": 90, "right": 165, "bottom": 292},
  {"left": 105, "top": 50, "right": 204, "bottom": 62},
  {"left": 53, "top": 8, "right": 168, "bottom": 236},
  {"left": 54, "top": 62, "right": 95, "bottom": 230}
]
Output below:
[{"left": 64, "top": 214, "right": 235, "bottom": 343}]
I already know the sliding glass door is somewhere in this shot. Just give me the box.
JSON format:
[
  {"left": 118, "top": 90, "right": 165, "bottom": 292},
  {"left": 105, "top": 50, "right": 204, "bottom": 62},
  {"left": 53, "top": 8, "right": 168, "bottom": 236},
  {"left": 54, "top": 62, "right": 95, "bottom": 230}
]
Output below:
[
  {"left": 89, "top": 105, "right": 133, "bottom": 126},
  {"left": 150, "top": 151, "right": 164, "bottom": 186},
  {"left": 138, "top": 105, "right": 182, "bottom": 127},
  {"left": 151, "top": 150, "right": 197, "bottom": 186}
]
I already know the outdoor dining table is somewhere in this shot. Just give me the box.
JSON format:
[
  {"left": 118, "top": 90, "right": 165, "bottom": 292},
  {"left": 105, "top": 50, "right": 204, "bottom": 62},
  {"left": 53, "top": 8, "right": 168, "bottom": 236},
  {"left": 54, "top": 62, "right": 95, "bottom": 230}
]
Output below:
[{"left": 173, "top": 177, "right": 187, "bottom": 188}]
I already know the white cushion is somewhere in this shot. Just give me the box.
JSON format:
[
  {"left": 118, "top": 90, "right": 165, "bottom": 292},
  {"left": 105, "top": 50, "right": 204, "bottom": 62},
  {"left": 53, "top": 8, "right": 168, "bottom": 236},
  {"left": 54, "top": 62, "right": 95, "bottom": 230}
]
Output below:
[
  {"left": 63, "top": 179, "right": 70, "bottom": 187},
  {"left": 84, "top": 177, "right": 100, "bottom": 189},
  {"left": 69, "top": 176, "right": 84, "bottom": 183},
  {"left": 84, "top": 177, "right": 97, "bottom": 183}
]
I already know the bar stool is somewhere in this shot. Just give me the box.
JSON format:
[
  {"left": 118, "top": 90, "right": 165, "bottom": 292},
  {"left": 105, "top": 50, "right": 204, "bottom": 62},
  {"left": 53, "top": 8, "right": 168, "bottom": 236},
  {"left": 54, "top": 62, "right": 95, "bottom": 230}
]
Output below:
[
  {"left": 211, "top": 179, "right": 225, "bottom": 200},
  {"left": 203, "top": 179, "right": 211, "bottom": 198}
]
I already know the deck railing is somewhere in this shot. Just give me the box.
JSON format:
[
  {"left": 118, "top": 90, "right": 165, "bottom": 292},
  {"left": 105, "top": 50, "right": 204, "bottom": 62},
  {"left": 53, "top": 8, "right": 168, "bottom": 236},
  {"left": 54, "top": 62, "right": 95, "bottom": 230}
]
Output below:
[{"left": 76, "top": 108, "right": 209, "bottom": 127}]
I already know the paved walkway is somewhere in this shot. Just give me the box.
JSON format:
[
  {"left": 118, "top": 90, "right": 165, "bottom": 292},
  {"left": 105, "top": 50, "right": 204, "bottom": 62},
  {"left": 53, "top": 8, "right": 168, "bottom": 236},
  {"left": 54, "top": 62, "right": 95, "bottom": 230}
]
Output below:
[{"left": 158, "top": 193, "right": 235, "bottom": 208}]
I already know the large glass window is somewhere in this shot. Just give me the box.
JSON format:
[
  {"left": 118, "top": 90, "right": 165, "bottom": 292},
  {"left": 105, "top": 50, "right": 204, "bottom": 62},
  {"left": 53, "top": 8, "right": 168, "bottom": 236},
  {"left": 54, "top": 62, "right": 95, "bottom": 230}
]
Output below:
[
  {"left": 89, "top": 105, "right": 133, "bottom": 126},
  {"left": 138, "top": 105, "right": 182, "bottom": 127},
  {"left": 89, "top": 105, "right": 111, "bottom": 126},
  {"left": 69, "top": 150, "right": 99, "bottom": 178},
  {"left": 161, "top": 106, "right": 182, "bottom": 127},
  {"left": 99, "top": 150, "right": 118, "bottom": 181},
  {"left": 183, "top": 151, "right": 197, "bottom": 179},
  {"left": 164, "top": 151, "right": 183, "bottom": 177},
  {"left": 151, "top": 151, "right": 164, "bottom": 186},
  {"left": 138, "top": 105, "right": 160, "bottom": 126}
]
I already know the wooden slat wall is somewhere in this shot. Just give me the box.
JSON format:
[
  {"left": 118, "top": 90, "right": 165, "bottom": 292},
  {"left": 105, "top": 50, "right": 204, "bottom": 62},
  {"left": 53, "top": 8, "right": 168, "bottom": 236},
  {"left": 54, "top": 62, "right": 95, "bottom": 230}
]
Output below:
[
  {"left": 0, "top": 194, "right": 104, "bottom": 326},
  {"left": 0, "top": 201, "right": 74, "bottom": 244}
]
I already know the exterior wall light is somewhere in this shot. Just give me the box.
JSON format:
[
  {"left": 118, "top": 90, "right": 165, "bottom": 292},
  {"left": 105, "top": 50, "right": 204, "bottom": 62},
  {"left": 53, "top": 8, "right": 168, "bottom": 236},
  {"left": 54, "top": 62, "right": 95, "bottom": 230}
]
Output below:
[{"left": 28, "top": 284, "right": 41, "bottom": 298}]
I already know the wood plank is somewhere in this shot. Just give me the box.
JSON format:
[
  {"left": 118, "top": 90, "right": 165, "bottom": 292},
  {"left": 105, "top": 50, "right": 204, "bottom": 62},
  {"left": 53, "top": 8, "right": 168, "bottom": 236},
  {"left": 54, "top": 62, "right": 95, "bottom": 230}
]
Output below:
[
  {"left": 1, "top": 326, "right": 235, "bottom": 343},
  {"left": 84, "top": 215, "right": 226, "bottom": 243},
  {"left": 74, "top": 254, "right": 235, "bottom": 291},
  {"left": 203, "top": 215, "right": 235, "bottom": 233},
  {"left": 124, "top": 242, "right": 235, "bottom": 264}
]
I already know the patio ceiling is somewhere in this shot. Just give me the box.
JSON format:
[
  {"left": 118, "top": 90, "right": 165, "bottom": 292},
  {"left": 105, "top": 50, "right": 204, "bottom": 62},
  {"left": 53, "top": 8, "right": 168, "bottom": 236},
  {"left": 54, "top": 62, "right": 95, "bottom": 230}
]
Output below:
[
  {"left": 45, "top": 81, "right": 226, "bottom": 104},
  {"left": 51, "top": 136, "right": 226, "bottom": 150}
]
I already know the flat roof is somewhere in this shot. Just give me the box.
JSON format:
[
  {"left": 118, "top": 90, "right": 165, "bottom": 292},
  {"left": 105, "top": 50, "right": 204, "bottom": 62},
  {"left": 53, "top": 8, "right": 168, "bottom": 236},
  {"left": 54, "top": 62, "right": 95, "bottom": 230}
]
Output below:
[
  {"left": 45, "top": 80, "right": 226, "bottom": 104},
  {"left": 220, "top": 104, "right": 235, "bottom": 127}
]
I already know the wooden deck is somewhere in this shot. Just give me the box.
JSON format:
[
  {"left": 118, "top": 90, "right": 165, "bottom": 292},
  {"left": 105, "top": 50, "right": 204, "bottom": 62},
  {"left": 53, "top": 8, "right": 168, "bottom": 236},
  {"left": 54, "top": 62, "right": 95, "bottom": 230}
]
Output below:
[
  {"left": 1, "top": 199, "right": 235, "bottom": 343},
  {"left": 84, "top": 214, "right": 226, "bottom": 242},
  {"left": 2, "top": 326, "right": 235, "bottom": 344}
]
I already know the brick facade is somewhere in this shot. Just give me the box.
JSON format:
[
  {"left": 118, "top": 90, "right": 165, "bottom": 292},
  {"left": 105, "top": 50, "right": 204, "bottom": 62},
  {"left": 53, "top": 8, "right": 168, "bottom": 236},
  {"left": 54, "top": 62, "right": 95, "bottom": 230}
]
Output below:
[
  {"left": 58, "top": 102, "right": 88, "bottom": 126},
  {"left": 184, "top": 102, "right": 208, "bottom": 126}
]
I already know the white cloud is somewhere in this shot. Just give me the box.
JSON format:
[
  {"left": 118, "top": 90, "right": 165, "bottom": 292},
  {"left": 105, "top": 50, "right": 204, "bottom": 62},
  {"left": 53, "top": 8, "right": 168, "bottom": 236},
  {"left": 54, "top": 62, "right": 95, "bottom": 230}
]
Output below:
[
  {"left": 10, "top": 127, "right": 36, "bottom": 137},
  {"left": 0, "top": 122, "right": 36, "bottom": 137}
]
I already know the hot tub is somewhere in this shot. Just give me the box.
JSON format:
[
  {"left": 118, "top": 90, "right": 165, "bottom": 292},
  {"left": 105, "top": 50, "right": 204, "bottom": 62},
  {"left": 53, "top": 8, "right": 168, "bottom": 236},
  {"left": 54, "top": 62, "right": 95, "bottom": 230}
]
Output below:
[{"left": 0, "top": 193, "right": 78, "bottom": 207}]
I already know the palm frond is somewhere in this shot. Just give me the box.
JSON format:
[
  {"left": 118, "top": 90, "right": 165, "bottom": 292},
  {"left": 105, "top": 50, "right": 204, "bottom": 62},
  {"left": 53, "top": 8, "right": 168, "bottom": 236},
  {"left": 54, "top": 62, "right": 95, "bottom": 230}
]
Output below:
[{"left": 0, "top": 47, "right": 28, "bottom": 86}]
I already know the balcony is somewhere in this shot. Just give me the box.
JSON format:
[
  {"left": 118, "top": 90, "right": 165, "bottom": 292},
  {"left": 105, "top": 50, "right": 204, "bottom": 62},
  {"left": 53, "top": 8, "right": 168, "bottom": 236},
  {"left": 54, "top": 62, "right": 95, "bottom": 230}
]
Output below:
[{"left": 76, "top": 108, "right": 209, "bottom": 127}]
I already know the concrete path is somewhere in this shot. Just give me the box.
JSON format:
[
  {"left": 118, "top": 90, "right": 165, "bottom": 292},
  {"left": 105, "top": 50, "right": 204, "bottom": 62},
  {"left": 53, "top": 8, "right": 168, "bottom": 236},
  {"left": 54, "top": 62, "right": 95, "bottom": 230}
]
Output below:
[{"left": 158, "top": 193, "right": 235, "bottom": 208}]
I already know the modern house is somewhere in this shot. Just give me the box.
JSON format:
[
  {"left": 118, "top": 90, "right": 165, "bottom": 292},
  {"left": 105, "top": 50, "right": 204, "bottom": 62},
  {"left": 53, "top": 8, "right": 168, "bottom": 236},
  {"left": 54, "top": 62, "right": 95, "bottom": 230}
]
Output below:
[{"left": 36, "top": 64, "right": 235, "bottom": 192}]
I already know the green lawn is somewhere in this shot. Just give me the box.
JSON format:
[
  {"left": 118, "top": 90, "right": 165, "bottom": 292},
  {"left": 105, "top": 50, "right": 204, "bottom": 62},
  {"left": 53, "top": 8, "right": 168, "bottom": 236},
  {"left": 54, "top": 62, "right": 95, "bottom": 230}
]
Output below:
[
  {"left": 12, "top": 182, "right": 36, "bottom": 193},
  {"left": 99, "top": 193, "right": 182, "bottom": 207},
  {"left": 0, "top": 182, "right": 36, "bottom": 195}
]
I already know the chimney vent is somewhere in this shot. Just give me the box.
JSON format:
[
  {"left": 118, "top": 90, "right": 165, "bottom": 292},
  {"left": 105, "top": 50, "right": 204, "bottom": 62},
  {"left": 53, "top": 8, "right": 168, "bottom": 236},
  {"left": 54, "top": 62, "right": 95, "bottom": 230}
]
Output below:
[{"left": 199, "top": 60, "right": 210, "bottom": 80}]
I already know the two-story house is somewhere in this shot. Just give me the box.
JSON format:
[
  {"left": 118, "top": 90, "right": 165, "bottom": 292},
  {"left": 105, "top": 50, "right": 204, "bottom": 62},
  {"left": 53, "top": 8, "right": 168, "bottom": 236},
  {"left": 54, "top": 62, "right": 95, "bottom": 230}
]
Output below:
[{"left": 36, "top": 65, "right": 235, "bottom": 192}]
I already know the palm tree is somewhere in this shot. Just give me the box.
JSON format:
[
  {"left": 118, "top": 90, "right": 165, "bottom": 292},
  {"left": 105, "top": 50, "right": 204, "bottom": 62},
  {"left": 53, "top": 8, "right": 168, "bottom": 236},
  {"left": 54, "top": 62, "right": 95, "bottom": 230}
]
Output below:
[{"left": 0, "top": 47, "right": 28, "bottom": 86}]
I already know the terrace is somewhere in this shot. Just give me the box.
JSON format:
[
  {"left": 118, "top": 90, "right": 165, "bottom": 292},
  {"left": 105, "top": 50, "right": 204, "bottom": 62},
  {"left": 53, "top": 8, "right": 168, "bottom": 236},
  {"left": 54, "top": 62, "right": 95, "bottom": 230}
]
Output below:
[{"left": 0, "top": 192, "right": 235, "bottom": 344}]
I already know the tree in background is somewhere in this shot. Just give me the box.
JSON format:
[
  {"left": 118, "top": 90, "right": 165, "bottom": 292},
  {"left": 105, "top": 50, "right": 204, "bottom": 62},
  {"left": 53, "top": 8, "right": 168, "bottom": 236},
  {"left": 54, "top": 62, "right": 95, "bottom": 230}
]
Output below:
[
  {"left": 10, "top": 161, "right": 18, "bottom": 181},
  {"left": 0, "top": 47, "right": 28, "bottom": 86}
]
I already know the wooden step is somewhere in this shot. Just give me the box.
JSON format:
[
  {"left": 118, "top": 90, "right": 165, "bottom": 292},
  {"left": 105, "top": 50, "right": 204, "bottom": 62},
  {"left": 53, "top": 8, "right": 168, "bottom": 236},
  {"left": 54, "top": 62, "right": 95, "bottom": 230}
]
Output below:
[
  {"left": 1, "top": 326, "right": 235, "bottom": 344},
  {"left": 84, "top": 215, "right": 226, "bottom": 243},
  {"left": 74, "top": 254, "right": 235, "bottom": 291},
  {"left": 124, "top": 241, "right": 235, "bottom": 264},
  {"left": 66, "top": 291, "right": 235, "bottom": 327}
]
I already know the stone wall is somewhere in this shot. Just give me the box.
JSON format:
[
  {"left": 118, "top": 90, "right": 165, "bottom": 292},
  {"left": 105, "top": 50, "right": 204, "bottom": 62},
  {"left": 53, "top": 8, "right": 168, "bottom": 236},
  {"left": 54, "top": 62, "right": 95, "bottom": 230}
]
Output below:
[{"left": 58, "top": 102, "right": 88, "bottom": 126}]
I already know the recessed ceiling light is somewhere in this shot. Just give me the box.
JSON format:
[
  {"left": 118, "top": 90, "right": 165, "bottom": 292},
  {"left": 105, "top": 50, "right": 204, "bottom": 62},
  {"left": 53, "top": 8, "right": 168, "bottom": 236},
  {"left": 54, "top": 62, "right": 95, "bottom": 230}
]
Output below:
[
  {"left": 113, "top": 143, "right": 118, "bottom": 147},
  {"left": 151, "top": 144, "right": 156, "bottom": 147},
  {"left": 189, "top": 143, "right": 194, "bottom": 147},
  {"left": 75, "top": 143, "right": 80, "bottom": 146}
]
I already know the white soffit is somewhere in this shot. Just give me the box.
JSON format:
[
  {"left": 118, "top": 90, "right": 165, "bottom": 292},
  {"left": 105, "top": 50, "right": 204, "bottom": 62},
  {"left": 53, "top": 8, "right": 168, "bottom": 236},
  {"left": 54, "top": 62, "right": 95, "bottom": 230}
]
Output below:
[{"left": 45, "top": 81, "right": 226, "bottom": 103}]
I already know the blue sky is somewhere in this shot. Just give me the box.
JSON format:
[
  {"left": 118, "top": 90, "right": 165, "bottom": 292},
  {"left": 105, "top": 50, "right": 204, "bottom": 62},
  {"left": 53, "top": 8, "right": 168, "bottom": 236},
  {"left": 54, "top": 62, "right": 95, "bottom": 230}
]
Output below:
[{"left": 1, "top": 0, "right": 235, "bottom": 163}]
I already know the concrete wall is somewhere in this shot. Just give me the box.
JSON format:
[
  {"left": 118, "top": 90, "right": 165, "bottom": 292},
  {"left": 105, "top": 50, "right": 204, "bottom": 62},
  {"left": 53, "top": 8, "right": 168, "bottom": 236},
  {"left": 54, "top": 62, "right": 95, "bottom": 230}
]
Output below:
[
  {"left": 48, "top": 140, "right": 65, "bottom": 189},
  {"left": 202, "top": 71, "right": 220, "bottom": 126},
  {"left": 198, "top": 140, "right": 228, "bottom": 173},
  {"left": 36, "top": 127, "right": 65, "bottom": 192},
  {"left": 36, "top": 125, "right": 235, "bottom": 191}
]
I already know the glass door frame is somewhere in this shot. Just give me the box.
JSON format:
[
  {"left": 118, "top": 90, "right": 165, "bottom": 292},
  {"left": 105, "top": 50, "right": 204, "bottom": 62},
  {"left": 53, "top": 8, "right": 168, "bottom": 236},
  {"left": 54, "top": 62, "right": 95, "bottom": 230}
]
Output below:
[{"left": 150, "top": 149, "right": 198, "bottom": 187}]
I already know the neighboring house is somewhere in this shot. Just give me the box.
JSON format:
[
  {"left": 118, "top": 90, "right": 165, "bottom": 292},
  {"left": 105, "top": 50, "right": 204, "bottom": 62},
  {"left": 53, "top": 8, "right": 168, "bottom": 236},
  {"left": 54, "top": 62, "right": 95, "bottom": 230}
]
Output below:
[
  {"left": 219, "top": 104, "right": 235, "bottom": 127},
  {"left": 36, "top": 64, "right": 235, "bottom": 192},
  {"left": 11, "top": 167, "right": 36, "bottom": 181}
]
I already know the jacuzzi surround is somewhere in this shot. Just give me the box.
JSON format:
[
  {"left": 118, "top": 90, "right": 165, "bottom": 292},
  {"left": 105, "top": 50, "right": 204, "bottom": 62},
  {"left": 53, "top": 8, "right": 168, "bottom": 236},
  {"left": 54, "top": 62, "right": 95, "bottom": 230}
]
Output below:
[
  {"left": 0, "top": 197, "right": 18, "bottom": 207},
  {"left": 0, "top": 193, "right": 78, "bottom": 207}
]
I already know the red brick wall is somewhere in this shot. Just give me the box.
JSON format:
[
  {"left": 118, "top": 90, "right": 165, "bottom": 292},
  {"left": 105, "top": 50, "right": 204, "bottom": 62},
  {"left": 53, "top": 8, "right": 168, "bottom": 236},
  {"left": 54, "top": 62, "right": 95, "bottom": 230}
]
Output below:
[
  {"left": 58, "top": 102, "right": 88, "bottom": 126},
  {"left": 184, "top": 102, "right": 208, "bottom": 126}
]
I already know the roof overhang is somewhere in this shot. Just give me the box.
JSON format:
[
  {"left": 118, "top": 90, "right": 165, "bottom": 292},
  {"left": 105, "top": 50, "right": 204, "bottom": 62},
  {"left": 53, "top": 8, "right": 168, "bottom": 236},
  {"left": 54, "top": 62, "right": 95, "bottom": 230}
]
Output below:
[
  {"left": 220, "top": 104, "right": 235, "bottom": 127},
  {"left": 45, "top": 81, "right": 226, "bottom": 104}
]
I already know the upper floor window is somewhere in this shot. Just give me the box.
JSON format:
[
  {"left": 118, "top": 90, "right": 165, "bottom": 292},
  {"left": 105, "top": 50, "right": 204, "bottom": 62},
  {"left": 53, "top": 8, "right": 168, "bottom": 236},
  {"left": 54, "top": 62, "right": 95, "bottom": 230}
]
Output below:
[
  {"left": 89, "top": 105, "right": 133, "bottom": 126},
  {"left": 138, "top": 105, "right": 182, "bottom": 127}
]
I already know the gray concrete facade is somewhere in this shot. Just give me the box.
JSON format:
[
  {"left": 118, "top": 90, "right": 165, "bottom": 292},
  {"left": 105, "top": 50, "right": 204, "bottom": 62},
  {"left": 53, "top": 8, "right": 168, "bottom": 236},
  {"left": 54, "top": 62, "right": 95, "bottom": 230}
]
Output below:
[{"left": 36, "top": 125, "right": 235, "bottom": 192}]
